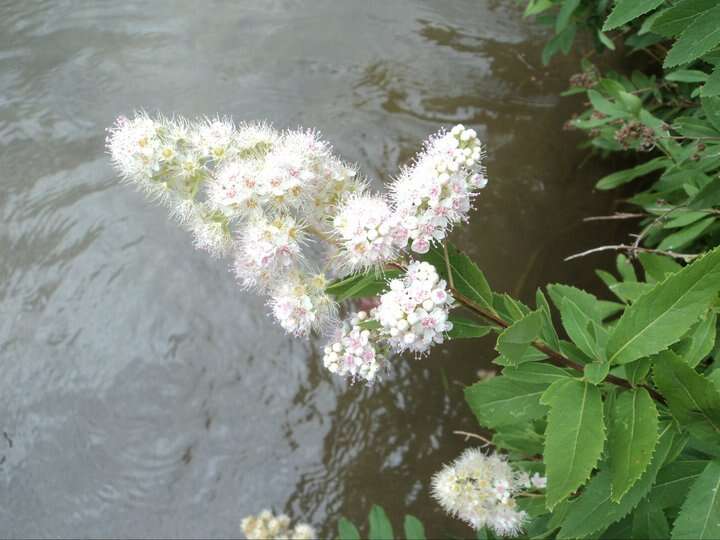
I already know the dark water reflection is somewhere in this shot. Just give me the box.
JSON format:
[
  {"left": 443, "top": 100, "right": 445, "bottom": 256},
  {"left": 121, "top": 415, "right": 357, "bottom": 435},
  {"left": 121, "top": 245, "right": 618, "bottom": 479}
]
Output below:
[{"left": 0, "top": 1, "right": 622, "bottom": 538}]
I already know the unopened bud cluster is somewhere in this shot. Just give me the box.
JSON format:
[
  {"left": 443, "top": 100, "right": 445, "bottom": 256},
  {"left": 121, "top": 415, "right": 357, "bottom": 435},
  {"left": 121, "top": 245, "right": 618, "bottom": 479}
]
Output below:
[
  {"left": 432, "top": 448, "right": 545, "bottom": 537},
  {"left": 108, "top": 114, "right": 486, "bottom": 375},
  {"left": 240, "top": 510, "right": 315, "bottom": 540}
]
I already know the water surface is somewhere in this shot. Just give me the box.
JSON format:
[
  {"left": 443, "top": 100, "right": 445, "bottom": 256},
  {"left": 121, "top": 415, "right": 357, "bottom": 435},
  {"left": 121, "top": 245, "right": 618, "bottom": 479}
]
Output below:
[{"left": 0, "top": 1, "right": 619, "bottom": 537}]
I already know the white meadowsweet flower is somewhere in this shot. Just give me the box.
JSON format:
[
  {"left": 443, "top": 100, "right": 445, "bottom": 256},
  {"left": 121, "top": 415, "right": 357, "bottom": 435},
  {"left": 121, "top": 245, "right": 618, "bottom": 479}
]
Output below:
[
  {"left": 307, "top": 157, "right": 365, "bottom": 225},
  {"left": 207, "top": 159, "right": 265, "bottom": 215},
  {"left": 192, "top": 117, "right": 236, "bottom": 162},
  {"left": 235, "top": 121, "right": 280, "bottom": 157},
  {"left": 375, "top": 261, "right": 453, "bottom": 354},
  {"left": 106, "top": 113, "right": 163, "bottom": 185},
  {"left": 431, "top": 448, "right": 529, "bottom": 537},
  {"left": 332, "top": 194, "right": 402, "bottom": 272},
  {"left": 269, "top": 272, "right": 337, "bottom": 337},
  {"left": 233, "top": 215, "right": 305, "bottom": 291},
  {"left": 391, "top": 124, "right": 487, "bottom": 253},
  {"left": 187, "top": 205, "right": 233, "bottom": 258},
  {"left": 323, "top": 311, "right": 386, "bottom": 382},
  {"left": 257, "top": 129, "right": 330, "bottom": 210},
  {"left": 240, "top": 510, "right": 316, "bottom": 540}
]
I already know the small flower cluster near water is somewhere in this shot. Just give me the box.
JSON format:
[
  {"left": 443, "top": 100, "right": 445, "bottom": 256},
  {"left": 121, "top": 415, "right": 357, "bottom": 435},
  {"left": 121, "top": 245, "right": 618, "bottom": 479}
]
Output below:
[
  {"left": 107, "top": 113, "right": 486, "bottom": 380},
  {"left": 240, "top": 510, "right": 315, "bottom": 540},
  {"left": 431, "top": 448, "right": 546, "bottom": 537}
]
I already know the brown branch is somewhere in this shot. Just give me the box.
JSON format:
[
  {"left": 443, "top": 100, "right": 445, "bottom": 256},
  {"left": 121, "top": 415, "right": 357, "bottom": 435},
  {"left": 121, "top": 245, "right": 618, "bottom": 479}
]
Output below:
[
  {"left": 583, "top": 212, "right": 647, "bottom": 222},
  {"left": 449, "top": 288, "right": 667, "bottom": 405},
  {"left": 453, "top": 430, "right": 494, "bottom": 447},
  {"left": 564, "top": 244, "right": 699, "bottom": 262}
]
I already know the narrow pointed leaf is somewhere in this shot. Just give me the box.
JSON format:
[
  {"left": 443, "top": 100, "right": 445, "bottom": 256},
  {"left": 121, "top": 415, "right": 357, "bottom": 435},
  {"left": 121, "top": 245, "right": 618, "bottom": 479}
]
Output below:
[
  {"left": 608, "top": 388, "right": 659, "bottom": 501},
  {"left": 368, "top": 505, "right": 393, "bottom": 540},
  {"left": 672, "top": 460, "right": 720, "bottom": 539},
  {"left": 603, "top": 0, "right": 664, "bottom": 31},
  {"left": 338, "top": 518, "right": 361, "bottom": 540},
  {"left": 664, "top": 4, "right": 720, "bottom": 67},
  {"left": 607, "top": 246, "right": 720, "bottom": 365},
  {"left": 542, "top": 379, "right": 605, "bottom": 509},
  {"left": 403, "top": 515, "right": 426, "bottom": 540}
]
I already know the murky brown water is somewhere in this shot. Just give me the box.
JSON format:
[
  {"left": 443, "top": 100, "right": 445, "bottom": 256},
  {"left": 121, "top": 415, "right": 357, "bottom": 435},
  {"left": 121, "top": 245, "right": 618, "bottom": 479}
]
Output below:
[{"left": 0, "top": 1, "right": 622, "bottom": 538}]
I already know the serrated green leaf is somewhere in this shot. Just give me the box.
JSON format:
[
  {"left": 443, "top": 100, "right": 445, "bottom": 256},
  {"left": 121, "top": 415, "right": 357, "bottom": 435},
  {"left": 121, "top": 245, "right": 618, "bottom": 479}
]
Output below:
[
  {"left": 625, "top": 357, "right": 652, "bottom": 385},
  {"left": 631, "top": 499, "right": 670, "bottom": 540},
  {"left": 666, "top": 69, "right": 709, "bottom": 83},
  {"left": 492, "top": 422, "right": 545, "bottom": 456},
  {"left": 547, "top": 284, "right": 621, "bottom": 323},
  {"left": 368, "top": 505, "right": 393, "bottom": 540},
  {"left": 608, "top": 388, "right": 659, "bottom": 502},
  {"left": 617, "top": 254, "right": 637, "bottom": 282},
  {"left": 465, "top": 376, "right": 548, "bottom": 429},
  {"left": 326, "top": 270, "right": 402, "bottom": 301},
  {"left": 542, "top": 379, "right": 605, "bottom": 509},
  {"left": 653, "top": 350, "right": 720, "bottom": 445},
  {"left": 536, "top": 289, "right": 560, "bottom": 350},
  {"left": 664, "top": 5, "right": 720, "bottom": 67},
  {"left": 338, "top": 517, "right": 361, "bottom": 540},
  {"left": 689, "top": 177, "right": 720, "bottom": 210},
  {"left": 425, "top": 243, "right": 493, "bottom": 311},
  {"left": 496, "top": 310, "right": 543, "bottom": 367},
  {"left": 557, "top": 425, "right": 674, "bottom": 539},
  {"left": 674, "top": 311, "right": 717, "bottom": 367},
  {"left": 652, "top": 0, "right": 718, "bottom": 37},
  {"left": 672, "top": 460, "right": 720, "bottom": 539},
  {"left": 609, "top": 281, "right": 655, "bottom": 304},
  {"left": 604, "top": 0, "right": 664, "bottom": 31},
  {"left": 595, "top": 157, "right": 668, "bottom": 190},
  {"left": 447, "top": 315, "right": 494, "bottom": 339},
  {"left": 584, "top": 361, "right": 610, "bottom": 384},
  {"left": 650, "top": 458, "right": 707, "bottom": 508},
  {"left": 607, "top": 246, "right": 720, "bottom": 365},
  {"left": 403, "top": 515, "right": 425, "bottom": 540},
  {"left": 560, "top": 297, "right": 608, "bottom": 361}
]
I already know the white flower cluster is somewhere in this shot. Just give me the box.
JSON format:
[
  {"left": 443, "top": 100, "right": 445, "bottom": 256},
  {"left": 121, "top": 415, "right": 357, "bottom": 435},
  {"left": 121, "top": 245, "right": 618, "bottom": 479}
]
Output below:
[
  {"left": 432, "top": 448, "right": 545, "bottom": 537},
  {"left": 392, "top": 125, "right": 486, "bottom": 253},
  {"left": 375, "top": 262, "right": 453, "bottom": 354},
  {"left": 323, "top": 311, "right": 387, "bottom": 381},
  {"left": 240, "top": 510, "right": 315, "bottom": 540},
  {"left": 108, "top": 114, "right": 487, "bottom": 371}
]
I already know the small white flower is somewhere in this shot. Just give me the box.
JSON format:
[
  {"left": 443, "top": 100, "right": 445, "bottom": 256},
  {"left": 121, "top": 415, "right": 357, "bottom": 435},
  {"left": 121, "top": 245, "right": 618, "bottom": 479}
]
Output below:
[
  {"left": 234, "top": 215, "right": 305, "bottom": 291},
  {"left": 240, "top": 510, "right": 316, "bottom": 540},
  {"left": 391, "top": 124, "right": 487, "bottom": 253},
  {"left": 323, "top": 311, "right": 386, "bottom": 382},
  {"left": 431, "top": 448, "right": 528, "bottom": 537},
  {"left": 207, "top": 159, "right": 265, "bottom": 214},
  {"left": 269, "top": 272, "right": 337, "bottom": 337},
  {"left": 332, "top": 194, "right": 402, "bottom": 272},
  {"left": 375, "top": 261, "right": 454, "bottom": 354},
  {"left": 186, "top": 205, "right": 233, "bottom": 258},
  {"left": 193, "top": 117, "right": 236, "bottom": 162}
]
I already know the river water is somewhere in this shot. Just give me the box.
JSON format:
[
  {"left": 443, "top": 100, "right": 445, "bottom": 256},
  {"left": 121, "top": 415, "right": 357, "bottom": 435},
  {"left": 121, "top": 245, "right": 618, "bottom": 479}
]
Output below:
[{"left": 0, "top": 1, "right": 619, "bottom": 538}]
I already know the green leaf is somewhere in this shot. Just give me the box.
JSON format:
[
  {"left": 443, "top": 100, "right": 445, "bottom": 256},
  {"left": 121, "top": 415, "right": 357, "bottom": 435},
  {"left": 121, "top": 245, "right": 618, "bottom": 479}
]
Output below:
[
  {"left": 617, "top": 254, "right": 637, "bottom": 282},
  {"left": 541, "top": 379, "right": 605, "bottom": 509},
  {"left": 560, "top": 297, "right": 608, "bottom": 361},
  {"left": 672, "top": 460, "right": 720, "bottom": 539},
  {"left": 702, "top": 65, "right": 720, "bottom": 97},
  {"left": 652, "top": 0, "right": 718, "bottom": 37},
  {"left": 638, "top": 253, "right": 682, "bottom": 283},
  {"left": 547, "top": 283, "right": 621, "bottom": 323},
  {"left": 465, "top": 376, "right": 548, "bottom": 429},
  {"left": 556, "top": 0, "right": 581, "bottom": 32},
  {"left": 653, "top": 349, "right": 720, "bottom": 445},
  {"left": 631, "top": 499, "right": 670, "bottom": 540},
  {"left": 690, "top": 177, "right": 720, "bottom": 210},
  {"left": 674, "top": 311, "right": 717, "bottom": 367},
  {"left": 557, "top": 425, "right": 674, "bottom": 539},
  {"left": 651, "top": 458, "right": 708, "bottom": 508},
  {"left": 606, "top": 246, "right": 720, "bottom": 365},
  {"left": 447, "top": 315, "right": 494, "bottom": 339},
  {"left": 664, "top": 5, "right": 720, "bottom": 67},
  {"left": 608, "top": 388, "right": 659, "bottom": 502},
  {"left": 597, "top": 30, "right": 616, "bottom": 50},
  {"left": 524, "top": 0, "right": 554, "bottom": 16},
  {"left": 326, "top": 270, "right": 401, "bottom": 301},
  {"left": 368, "top": 505, "right": 393, "bottom": 540},
  {"left": 495, "top": 310, "right": 543, "bottom": 367},
  {"left": 584, "top": 361, "right": 610, "bottom": 384},
  {"left": 657, "top": 216, "right": 715, "bottom": 250},
  {"left": 609, "top": 281, "right": 655, "bottom": 304},
  {"left": 595, "top": 157, "right": 668, "bottom": 190},
  {"left": 502, "top": 362, "right": 574, "bottom": 384},
  {"left": 492, "top": 422, "right": 545, "bottom": 455},
  {"left": 542, "top": 24, "right": 576, "bottom": 65},
  {"left": 703, "top": 96, "right": 720, "bottom": 132},
  {"left": 338, "top": 517, "right": 361, "bottom": 540},
  {"left": 626, "top": 357, "right": 652, "bottom": 385},
  {"left": 666, "top": 69, "right": 709, "bottom": 83},
  {"left": 403, "top": 515, "right": 425, "bottom": 540},
  {"left": 425, "top": 243, "right": 493, "bottom": 311},
  {"left": 603, "top": 0, "right": 665, "bottom": 31},
  {"left": 536, "top": 289, "right": 560, "bottom": 350}
]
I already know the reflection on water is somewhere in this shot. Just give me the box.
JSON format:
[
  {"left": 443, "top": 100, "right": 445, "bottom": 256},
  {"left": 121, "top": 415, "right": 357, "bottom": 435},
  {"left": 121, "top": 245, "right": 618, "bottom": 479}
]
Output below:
[{"left": 0, "top": 1, "right": 620, "bottom": 537}]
